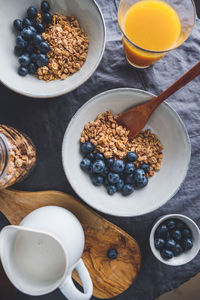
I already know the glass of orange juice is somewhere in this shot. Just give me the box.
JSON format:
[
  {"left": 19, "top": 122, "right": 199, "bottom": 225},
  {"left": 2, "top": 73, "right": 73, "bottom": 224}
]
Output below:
[{"left": 118, "top": 0, "right": 196, "bottom": 68}]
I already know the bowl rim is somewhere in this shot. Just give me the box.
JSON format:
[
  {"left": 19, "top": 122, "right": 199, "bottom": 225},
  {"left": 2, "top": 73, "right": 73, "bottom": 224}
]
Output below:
[
  {"left": 0, "top": 0, "right": 106, "bottom": 99},
  {"left": 62, "top": 87, "right": 191, "bottom": 217},
  {"left": 149, "top": 214, "right": 200, "bottom": 266}
]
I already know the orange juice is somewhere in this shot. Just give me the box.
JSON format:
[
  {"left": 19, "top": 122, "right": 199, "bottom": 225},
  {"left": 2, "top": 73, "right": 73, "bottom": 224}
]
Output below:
[{"left": 122, "top": 0, "right": 181, "bottom": 67}]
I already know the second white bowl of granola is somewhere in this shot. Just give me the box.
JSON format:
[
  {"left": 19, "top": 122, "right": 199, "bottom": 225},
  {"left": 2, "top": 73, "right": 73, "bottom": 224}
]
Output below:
[
  {"left": 0, "top": 0, "right": 105, "bottom": 98},
  {"left": 62, "top": 88, "right": 191, "bottom": 217}
]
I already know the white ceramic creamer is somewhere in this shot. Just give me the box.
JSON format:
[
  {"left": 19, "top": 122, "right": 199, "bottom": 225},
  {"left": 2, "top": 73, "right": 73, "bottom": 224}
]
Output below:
[{"left": 0, "top": 206, "right": 93, "bottom": 300}]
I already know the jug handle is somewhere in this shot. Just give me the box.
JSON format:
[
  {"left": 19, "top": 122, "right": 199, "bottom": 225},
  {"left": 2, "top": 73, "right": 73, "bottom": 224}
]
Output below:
[{"left": 59, "top": 258, "right": 93, "bottom": 300}]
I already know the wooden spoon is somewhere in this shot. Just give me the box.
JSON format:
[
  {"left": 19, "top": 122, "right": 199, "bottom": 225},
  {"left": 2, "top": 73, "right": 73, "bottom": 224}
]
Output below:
[{"left": 117, "top": 61, "right": 200, "bottom": 139}]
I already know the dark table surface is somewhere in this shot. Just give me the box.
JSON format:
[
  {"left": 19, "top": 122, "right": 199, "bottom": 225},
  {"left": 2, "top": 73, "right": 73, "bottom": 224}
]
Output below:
[{"left": 0, "top": 1, "right": 200, "bottom": 300}]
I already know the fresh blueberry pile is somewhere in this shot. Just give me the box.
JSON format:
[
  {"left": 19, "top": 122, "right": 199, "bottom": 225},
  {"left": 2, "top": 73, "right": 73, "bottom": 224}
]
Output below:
[
  {"left": 80, "top": 141, "right": 149, "bottom": 196},
  {"left": 154, "top": 218, "right": 193, "bottom": 259},
  {"left": 13, "top": 1, "right": 52, "bottom": 76}
]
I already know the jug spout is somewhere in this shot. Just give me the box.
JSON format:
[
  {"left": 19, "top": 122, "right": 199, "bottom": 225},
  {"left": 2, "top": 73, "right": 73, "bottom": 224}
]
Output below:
[
  {"left": 0, "top": 225, "right": 50, "bottom": 259},
  {"left": 0, "top": 225, "right": 28, "bottom": 292},
  {"left": 0, "top": 225, "right": 22, "bottom": 260},
  {"left": 0, "top": 225, "right": 67, "bottom": 296}
]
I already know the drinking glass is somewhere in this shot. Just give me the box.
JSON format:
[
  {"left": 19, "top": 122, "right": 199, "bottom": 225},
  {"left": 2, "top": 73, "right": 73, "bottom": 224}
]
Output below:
[{"left": 118, "top": 0, "right": 196, "bottom": 68}]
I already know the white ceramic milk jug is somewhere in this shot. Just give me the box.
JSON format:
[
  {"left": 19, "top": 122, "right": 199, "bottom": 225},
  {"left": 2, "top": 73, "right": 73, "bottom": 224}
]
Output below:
[{"left": 0, "top": 206, "right": 93, "bottom": 300}]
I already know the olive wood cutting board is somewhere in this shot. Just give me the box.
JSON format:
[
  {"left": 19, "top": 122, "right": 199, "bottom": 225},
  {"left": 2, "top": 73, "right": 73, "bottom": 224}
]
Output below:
[{"left": 0, "top": 189, "right": 141, "bottom": 299}]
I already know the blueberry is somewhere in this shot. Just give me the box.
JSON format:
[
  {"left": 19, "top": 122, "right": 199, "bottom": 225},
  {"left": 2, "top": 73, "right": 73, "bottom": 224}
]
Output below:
[
  {"left": 160, "top": 249, "right": 174, "bottom": 260},
  {"left": 126, "top": 151, "right": 138, "bottom": 162},
  {"left": 166, "top": 219, "right": 176, "bottom": 231},
  {"left": 155, "top": 224, "right": 168, "bottom": 237},
  {"left": 182, "top": 238, "right": 193, "bottom": 251},
  {"left": 107, "top": 248, "right": 118, "bottom": 260},
  {"left": 124, "top": 174, "right": 135, "bottom": 185},
  {"left": 42, "top": 12, "right": 53, "bottom": 25},
  {"left": 80, "top": 158, "right": 91, "bottom": 171},
  {"left": 16, "top": 35, "right": 27, "bottom": 48},
  {"left": 18, "top": 54, "right": 31, "bottom": 66},
  {"left": 38, "top": 41, "right": 50, "bottom": 54},
  {"left": 154, "top": 238, "right": 165, "bottom": 250},
  {"left": 172, "top": 229, "right": 182, "bottom": 241},
  {"left": 115, "top": 179, "right": 124, "bottom": 191},
  {"left": 133, "top": 168, "right": 145, "bottom": 180},
  {"left": 101, "top": 166, "right": 109, "bottom": 177},
  {"left": 80, "top": 142, "right": 94, "bottom": 155},
  {"left": 112, "top": 160, "right": 125, "bottom": 173},
  {"left": 22, "top": 17, "right": 32, "bottom": 28},
  {"left": 92, "top": 175, "right": 104, "bottom": 186},
  {"left": 18, "top": 66, "right": 28, "bottom": 76},
  {"left": 33, "top": 34, "right": 44, "bottom": 45},
  {"left": 135, "top": 176, "right": 148, "bottom": 188},
  {"left": 31, "top": 52, "right": 38, "bottom": 63},
  {"left": 36, "top": 54, "right": 48, "bottom": 67},
  {"left": 25, "top": 43, "right": 35, "bottom": 54},
  {"left": 28, "top": 63, "right": 37, "bottom": 74},
  {"left": 140, "top": 163, "right": 150, "bottom": 173},
  {"left": 14, "top": 46, "right": 23, "bottom": 57},
  {"left": 86, "top": 152, "right": 95, "bottom": 161},
  {"left": 107, "top": 185, "right": 117, "bottom": 195},
  {"left": 35, "top": 22, "right": 45, "bottom": 34},
  {"left": 173, "top": 243, "right": 183, "bottom": 256},
  {"left": 41, "top": 1, "right": 50, "bottom": 13},
  {"left": 27, "top": 6, "right": 37, "bottom": 19},
  {"left": 182, "top": 228, "right": 192, "bottom": 238},
  {"left": 122, "top": 184, "right": 134, "bottom": 196},
  {"left": 92, "top": 160, "right": 105, "bottom": 174},
  {"left": 13, "top": 19, "right": 23, "bottom": 31},
  {"left": 165, "top": 239, "right": 176, "bottom": 250},
  {"left": 21, "top": 28, "right": 34, "bottom": 40},
  {"left": 106, "top": 158, "right": 114, "bottom": 170},
  {"left": 124, "top": 163, "right": 135, "bottom": 174},
  {"left": 133, "top": 168, "right": 148, "bottom": 188},
  {"left": 108, "top": 172, "right": 120, "bottom": 184},
  {"left": 176, "top": 221, "right": 185, "bottom": 230},
  {"left": 95, "top": 152, "right": 104, "bottom": 161},
  {"left": 27, "top": 26, "right": 37, "bottom": 34}
]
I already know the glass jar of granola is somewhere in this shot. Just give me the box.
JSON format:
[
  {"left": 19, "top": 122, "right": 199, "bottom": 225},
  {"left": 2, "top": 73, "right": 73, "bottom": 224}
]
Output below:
[{"left": 0, "top": 125, "right": 36, "bottom": 188}]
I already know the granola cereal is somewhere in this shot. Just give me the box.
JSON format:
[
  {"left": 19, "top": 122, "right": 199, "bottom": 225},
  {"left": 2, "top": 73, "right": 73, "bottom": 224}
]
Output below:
[
  {"left": 80, "top": 111, "right": 163, "bottom": 177},
  {"left": 0, "top": 125, "right": 36, "bottom": 188},
  {"left": 36, "top": 13, "right": 89, "bottom": 81}
]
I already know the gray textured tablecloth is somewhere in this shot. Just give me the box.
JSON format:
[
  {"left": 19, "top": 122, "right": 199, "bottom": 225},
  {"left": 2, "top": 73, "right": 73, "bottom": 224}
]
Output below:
[{"left": 0, "top": 1, "right": 200, "bottom": 299}]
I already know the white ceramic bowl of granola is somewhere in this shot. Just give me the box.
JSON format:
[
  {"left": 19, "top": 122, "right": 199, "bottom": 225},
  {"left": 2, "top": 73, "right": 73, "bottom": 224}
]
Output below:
[
  {"left": 0, "top": 0, "right": 105, "bottom": 98},
  {"left": 62, "top": 88, "right": 191, "bottom": 217}
]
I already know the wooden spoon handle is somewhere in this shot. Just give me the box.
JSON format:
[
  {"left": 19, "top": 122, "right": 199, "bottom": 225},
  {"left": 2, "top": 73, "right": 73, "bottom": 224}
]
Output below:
[{"left": 150, "top": 61, "right": 200, "bottom": 109}]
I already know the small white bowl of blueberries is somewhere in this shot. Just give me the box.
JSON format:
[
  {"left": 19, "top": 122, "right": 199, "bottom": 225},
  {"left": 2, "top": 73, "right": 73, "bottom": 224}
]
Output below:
[{"left": 150, "top": 214, "right": 200, "bottom": 266}]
